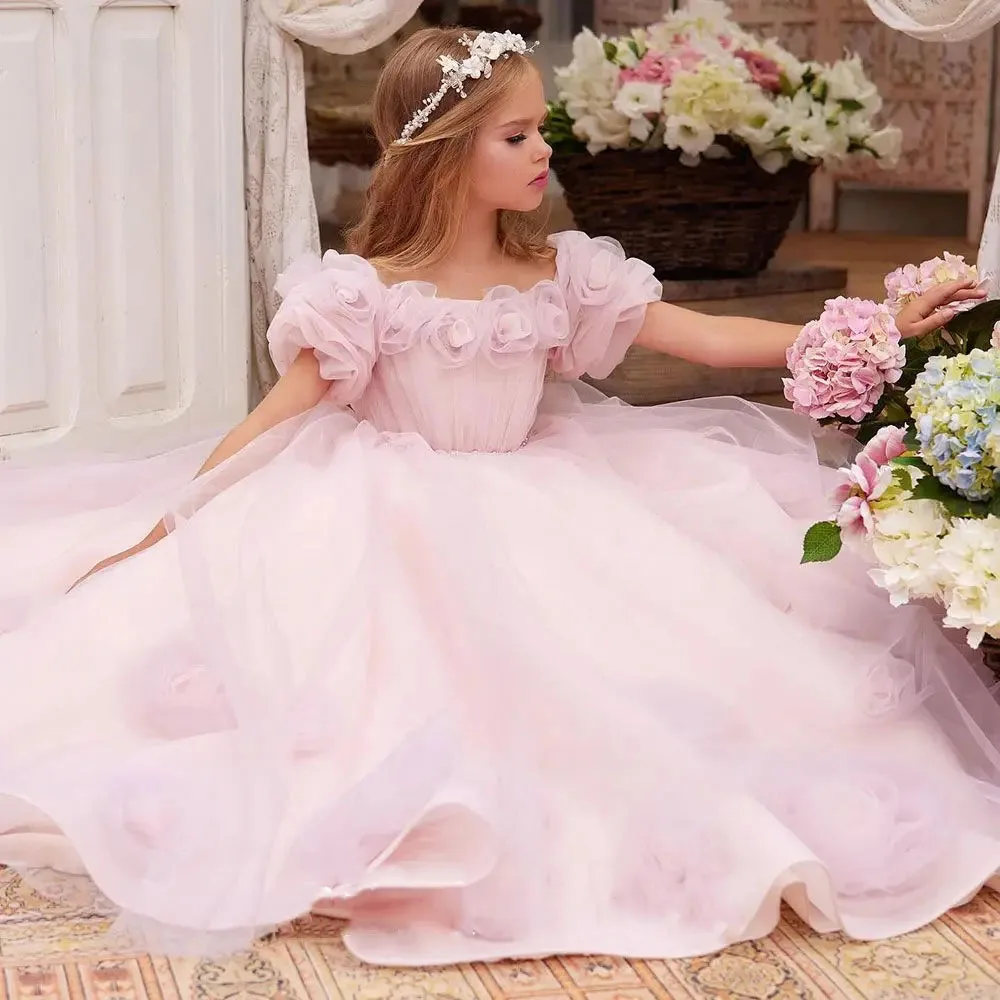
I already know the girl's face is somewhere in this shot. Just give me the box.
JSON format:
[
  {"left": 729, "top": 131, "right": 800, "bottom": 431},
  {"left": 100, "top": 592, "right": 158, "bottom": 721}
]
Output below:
[{"left": 467, "top": 68, "right": 552, "bottom": 214}]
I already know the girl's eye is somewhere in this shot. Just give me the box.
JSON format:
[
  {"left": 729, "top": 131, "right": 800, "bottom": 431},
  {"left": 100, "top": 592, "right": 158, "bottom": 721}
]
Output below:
[{"left": 506, "top": 133, "right": 528, "bottom": 145}]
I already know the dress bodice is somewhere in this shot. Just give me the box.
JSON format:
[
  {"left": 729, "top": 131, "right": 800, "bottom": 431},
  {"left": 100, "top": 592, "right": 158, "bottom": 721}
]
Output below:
[{"left": 267, "top": 231, "right": 663, "bottom": 452}]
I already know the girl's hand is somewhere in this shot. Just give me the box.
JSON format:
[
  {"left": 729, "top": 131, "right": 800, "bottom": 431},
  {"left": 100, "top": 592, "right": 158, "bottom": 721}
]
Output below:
[{"left": 895, "top": 278, "right": 986, "bottom": 339}]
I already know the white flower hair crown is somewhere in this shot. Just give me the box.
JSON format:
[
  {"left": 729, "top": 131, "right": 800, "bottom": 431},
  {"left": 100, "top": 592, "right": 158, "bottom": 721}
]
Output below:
[{"left": 394, "top": 30, "right": 538, "bottom": 145}]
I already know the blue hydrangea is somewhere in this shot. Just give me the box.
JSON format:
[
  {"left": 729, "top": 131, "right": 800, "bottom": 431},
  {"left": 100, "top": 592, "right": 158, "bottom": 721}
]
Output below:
[{"left": 907, "top": 349, "right": 1000, "bottom": 501}]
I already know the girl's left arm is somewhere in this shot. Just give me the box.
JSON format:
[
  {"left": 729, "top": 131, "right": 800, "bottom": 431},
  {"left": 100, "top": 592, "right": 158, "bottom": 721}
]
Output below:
[{"left": 633, "top": 278, "right": 985, "bottom": 368}]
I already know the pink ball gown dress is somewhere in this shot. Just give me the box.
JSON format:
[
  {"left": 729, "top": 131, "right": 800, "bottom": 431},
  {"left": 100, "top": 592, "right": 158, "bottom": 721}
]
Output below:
[{"left": 0, "top": 231, "right": 999, "bottom": 963}]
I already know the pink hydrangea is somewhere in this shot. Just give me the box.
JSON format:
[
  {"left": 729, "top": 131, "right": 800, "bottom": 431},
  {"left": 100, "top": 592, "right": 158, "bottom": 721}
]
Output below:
[
  {"left": 884, "top": 252, "right": 980, "bottom": 314},
  {"left": 620, "top": 48, "right": 703, "bottom": 85},
  {"left": 736, "top": 49, "right": 783, "bottom": 93},
  {"left": 783, "top": 296, "right": 905, "bottom": 422}
]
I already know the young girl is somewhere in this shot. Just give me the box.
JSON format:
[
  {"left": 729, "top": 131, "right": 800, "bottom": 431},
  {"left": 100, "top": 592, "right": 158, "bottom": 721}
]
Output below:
[{"left": 0, "top": 26, "right": 996, "bottom": 965}]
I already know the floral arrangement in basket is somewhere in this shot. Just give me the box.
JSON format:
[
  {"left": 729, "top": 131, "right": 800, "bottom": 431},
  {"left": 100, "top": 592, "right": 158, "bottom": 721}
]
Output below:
[
  {"left": 787, "top": 255, "right": 1000, "bottom": 648},
  {"left": 542, "top": 0, "right": 902, "bottom": 173}
]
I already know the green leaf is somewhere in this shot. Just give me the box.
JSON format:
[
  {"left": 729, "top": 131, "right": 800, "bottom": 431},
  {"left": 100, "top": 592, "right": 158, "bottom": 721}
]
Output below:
[
  {"left": 542, "top": 102, "right": 585, "bottom": 153},
  {"left": 910, "top": 474, "right": 990, "bottom": 518},
  {"left": 891, "top": 455, "right": 928, "bottom": 469},
  {"left": 603, "top": 40, "right": 617, "bottom": 61},
  {"left": 945, "top": 299, "right": 1000, "bottom": 352},
  {"left": 627, "top": 38, "right": 641, "bottom": 59},
  {"left": 903, "top": 425, "right": 920, "bottom": 450},
  {"left": 839, "top": 98, "right": 865, "bottom": 112},
  {"left": 802, "top": 521, "right": 843, "bottom": 563}
]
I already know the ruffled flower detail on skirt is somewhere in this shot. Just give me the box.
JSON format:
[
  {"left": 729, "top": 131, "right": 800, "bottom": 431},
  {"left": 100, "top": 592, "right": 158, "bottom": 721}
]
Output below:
[
  {"left": 856, "top": 656, "right": 931, "bottom": 723},
  {"left": 758, "top": 754, "right": 960, "bottom": 898},
  {"left": 126, "top": 641, "right": 235, "bottom": 740},
  {"left": 612, "top": 812, "right": 734, "bottom": 932}
]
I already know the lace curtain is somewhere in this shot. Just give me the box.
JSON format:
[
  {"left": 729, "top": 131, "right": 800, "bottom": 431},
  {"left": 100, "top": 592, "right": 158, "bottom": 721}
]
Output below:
[
  {"left": 865, "top": 0, "right": 1000, "bottom": 292},
  {"left": 244, "top": 0, "right": 422, "bottom": 402}
]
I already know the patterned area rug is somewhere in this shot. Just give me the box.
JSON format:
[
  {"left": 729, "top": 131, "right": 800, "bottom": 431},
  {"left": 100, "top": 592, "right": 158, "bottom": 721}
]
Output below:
[{"left": 1, "top": 872, "right": 1000, "bottom": 1000}]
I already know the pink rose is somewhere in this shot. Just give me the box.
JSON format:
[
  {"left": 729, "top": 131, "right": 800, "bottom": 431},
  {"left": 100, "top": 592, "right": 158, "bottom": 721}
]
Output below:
[
  {"left": 620, "top": 48, "right": 702, "bottom": 86},
  {"left": 736, "top": 49, "right": 783, "bottom": 93}
]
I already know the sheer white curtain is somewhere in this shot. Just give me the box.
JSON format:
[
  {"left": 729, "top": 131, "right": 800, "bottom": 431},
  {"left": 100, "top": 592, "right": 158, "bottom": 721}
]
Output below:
[
  {"left": 865, "top": 0, "right": 1000, "bottom": 292},
  {"left": 244, "top": 0, "right": 422, "bottom": 400},
  {"left": 865, "top": 0, "right": 999, "bottom": 40}
]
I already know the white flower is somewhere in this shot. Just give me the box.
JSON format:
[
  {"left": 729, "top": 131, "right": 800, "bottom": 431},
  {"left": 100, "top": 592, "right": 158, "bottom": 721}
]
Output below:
[
  {"left": 821, "top": 55, "right": 882, "bottom": 116},
  {"left": 663, "top": 114, "right": 716, "bottom": 162},
  {"left": 613, "top": 81, "right": 664, "bottom": 119},
  {"left": 865, "top": 126, "right": 903, "bottom": 167},
  {"left": 756, "top": 149, "right": 789, "bottom": 173},
  {"left": 661, "top": 61, "right": 757, "bottom": 135},
  {"left": 787, "top": 113, "right": 838, "bottom": 161},
  {"left": 649, "top": 0, "right": 751, "bottom": 50},
  {"left": 569, "top": 27, "right": 609, "bottom": 72},
  {"left": 937, "top": 517, "right": 1000, "bottom": 581},
  {"left": 572, "top": 108, "right": 633, "bottom": 153},
  {"left": 733, "top": 99, "right": 784, "bottom": 151},
  {"left": 610, "top": 38, "right": 640, "bottom": 68},
  {"left": 873, "top": 499, "right": 949, "bottom": 540},
  {"left": 557, "top": 62, "right": 621, "bottom": 123},
  {"left": 868, "top": 500, "right": 950, "bottom": 605},
  {"left": 935, "top": 517, "right": 1000, "bottom": 645}
]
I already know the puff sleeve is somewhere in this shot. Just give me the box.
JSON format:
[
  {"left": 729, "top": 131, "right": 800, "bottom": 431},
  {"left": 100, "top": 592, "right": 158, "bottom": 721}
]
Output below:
[
  {"left": 267, "top": 251, "right": 381, "bottom": 406},
  {"left": 548, "top": 231, "right": 663, "bottom": 380}
]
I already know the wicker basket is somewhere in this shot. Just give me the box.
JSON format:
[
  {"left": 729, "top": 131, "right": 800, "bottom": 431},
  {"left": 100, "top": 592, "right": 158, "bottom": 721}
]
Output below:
[
  {"left": 551, "top": 145, "right": 814, "bottom": 279},
  {"left": 981, "top": 636, "right": 1000, "bottom": 682}
]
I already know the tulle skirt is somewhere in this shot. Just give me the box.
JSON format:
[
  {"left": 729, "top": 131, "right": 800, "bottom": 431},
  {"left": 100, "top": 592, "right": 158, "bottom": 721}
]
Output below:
[{"left": 1, "top": 382, "right": 1000, "bottom": 965}]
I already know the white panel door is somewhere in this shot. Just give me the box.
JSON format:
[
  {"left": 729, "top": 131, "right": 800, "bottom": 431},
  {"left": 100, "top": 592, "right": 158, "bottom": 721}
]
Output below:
[{"left": 0, "top": 0, "right": 247, "bottom": 460}]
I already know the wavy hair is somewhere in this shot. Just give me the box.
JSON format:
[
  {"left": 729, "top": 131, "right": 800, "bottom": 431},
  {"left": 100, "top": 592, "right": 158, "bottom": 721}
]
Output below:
[{"left": 344, "top": 27, "right": 552, "bottom": 275}]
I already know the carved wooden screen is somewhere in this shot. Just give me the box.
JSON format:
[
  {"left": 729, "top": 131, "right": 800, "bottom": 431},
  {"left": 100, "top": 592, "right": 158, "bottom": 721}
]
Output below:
[{"left": 594, "top": 0, "right": 672, "bottom": 35}]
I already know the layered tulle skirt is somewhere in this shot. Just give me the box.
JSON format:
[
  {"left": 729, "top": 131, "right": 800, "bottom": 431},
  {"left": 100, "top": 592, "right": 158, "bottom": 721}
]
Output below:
[{"left": 1, "top": 383, "right": 1000, "bottom": 963}]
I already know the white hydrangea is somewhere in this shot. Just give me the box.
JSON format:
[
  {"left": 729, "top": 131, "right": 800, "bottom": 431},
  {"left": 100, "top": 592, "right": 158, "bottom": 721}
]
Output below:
[
  {"left": 868, "top": 500, "right": 949, "bottom": 606},
  {"left": 663, "top": 56, "right": 759, "bottom": 133},
  {"left": 936, "top": 517, "right": 1000, "bottom": 647}
]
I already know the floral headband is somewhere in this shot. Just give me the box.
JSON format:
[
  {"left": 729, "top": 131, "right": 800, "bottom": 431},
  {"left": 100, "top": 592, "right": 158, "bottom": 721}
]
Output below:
[{"left": 394, "top": 30, "right": 539, "bottom": 145}]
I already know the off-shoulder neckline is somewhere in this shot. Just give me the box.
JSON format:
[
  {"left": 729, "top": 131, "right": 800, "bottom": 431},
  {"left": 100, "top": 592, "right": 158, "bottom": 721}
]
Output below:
[{"left": 373, "top": 234, "right": 565, "bottom": 305}]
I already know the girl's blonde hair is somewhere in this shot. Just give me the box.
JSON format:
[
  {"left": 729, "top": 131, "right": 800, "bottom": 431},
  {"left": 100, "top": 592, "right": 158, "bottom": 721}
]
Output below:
[{"left": 345, "top": 27, "right": 553, "bottom": 275}]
